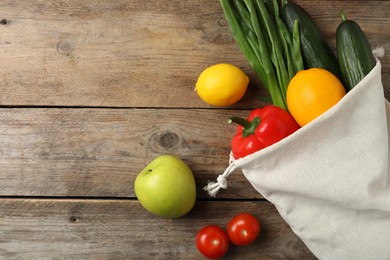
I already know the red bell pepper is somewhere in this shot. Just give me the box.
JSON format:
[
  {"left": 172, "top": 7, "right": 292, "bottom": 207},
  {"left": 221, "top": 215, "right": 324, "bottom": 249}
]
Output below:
[{"left": 229, "top": 105, "right": 300, "bottom": 159}]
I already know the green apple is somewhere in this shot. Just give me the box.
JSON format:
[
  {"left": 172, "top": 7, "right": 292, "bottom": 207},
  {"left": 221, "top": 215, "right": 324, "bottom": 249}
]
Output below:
[{"left": 134, "top": 155, "right": 196, "bottom": 218}]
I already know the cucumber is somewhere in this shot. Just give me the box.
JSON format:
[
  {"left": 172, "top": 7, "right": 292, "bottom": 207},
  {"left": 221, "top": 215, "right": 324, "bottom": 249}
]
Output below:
[
  {"left": 281, "top": 2, "right": 341, "bottom": 79},
  {"left": 336, "top": 11, "right": 376, "bottom": 91}
]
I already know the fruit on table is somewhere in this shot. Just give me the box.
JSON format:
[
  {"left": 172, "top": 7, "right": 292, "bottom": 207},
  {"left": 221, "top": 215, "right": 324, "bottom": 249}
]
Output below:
[
  {"left": 196, "top": 225, "right": 230, "bottom": 259},
  {"left": 134, "top": 155, "right": 196, "bottom": 218},
  {"left": 286, "top": 68, "right": 346, "bottom": 127},
  {"left": 195, "top": 63, "right": 249, "bottom": 106},
  {"left": 227, "top": 213, "right": 260, "bottom": 246}
]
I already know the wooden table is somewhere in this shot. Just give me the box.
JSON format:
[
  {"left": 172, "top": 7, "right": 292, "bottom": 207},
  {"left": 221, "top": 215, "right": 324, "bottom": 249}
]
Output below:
[{"left": 0, "top": 0, "right": 388, "bottom": 259}]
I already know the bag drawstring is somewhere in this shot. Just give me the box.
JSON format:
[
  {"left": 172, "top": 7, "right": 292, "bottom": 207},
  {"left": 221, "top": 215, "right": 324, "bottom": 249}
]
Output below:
[
  {"left": 203, "top": 162, "right": 237, "bottom": 197},
  {"left": 373, "top": 47, "right": 384, "bottom": 58}
]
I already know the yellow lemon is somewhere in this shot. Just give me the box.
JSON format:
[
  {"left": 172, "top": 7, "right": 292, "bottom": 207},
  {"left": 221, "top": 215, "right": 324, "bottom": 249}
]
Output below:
[{"left": 195, "top": 63, "right": 249, "bottom": 106}]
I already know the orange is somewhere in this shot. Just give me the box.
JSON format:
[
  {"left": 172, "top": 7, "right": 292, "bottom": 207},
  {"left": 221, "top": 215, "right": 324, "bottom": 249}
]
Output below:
[
  {"left": 286, "top": 68, "right": 346, "bottom": 127},
  {"left": 195, "top": 63, "right": 249, "bottom": 106}
]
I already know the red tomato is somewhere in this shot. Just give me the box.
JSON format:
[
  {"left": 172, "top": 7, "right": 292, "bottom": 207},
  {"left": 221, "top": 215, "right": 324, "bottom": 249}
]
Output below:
[
  {"left": 227, "top": 213, "right": 260, "bottom": 246},
  {"left": 195, "top": 225, "right": 229, "bottom": 259}
]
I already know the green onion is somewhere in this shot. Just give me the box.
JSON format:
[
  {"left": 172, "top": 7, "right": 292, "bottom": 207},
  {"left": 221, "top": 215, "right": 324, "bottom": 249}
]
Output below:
[
  {"left": 273, "top": 0, "right": 295, "bottom": 80},
  {"left": 254, "top": 0, "right": 290, "bottom": 100},
  {"left": 219, "top": 0, "right": 304, "bottom": 111},
  {"left": 220, "top": 0, "right": 286, "bottom": 110},
  {"left": 293, "top": 19, "right": 304, "bottom": 71}
]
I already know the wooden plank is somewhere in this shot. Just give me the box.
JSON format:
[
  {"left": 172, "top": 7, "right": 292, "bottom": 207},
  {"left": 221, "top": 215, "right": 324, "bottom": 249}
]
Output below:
[
  {"left": 0, "top": 199, "right": 315, "bottom": 259},
  {"left": 0, "top": 108, "right": 259, "bottom": 199},
  {"left": 0, "top": 0, "right": 388, "bottom": 107},
  {"left": 0, "top": 0, "right": 261, "bottom": 108}
]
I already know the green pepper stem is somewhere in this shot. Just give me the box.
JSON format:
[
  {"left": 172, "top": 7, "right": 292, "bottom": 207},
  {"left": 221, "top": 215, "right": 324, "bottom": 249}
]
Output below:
[
  {"left": 228, "top": 116, "right": 261, "bottom": 137},
  {"left": 228, "top": 116, "right": 251, "bottom": 128}
]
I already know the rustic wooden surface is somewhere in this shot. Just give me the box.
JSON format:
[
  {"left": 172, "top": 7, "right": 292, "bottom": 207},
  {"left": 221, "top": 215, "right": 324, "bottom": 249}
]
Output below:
[{"left": 0, "top": 0, "right": 388, "bottom": 259}]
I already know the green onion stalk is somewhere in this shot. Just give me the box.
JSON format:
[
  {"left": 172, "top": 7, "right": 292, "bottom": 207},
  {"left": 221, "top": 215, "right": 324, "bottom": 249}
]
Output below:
[{"left": 220, "top": 0, "right": 303, "bottom": 111}]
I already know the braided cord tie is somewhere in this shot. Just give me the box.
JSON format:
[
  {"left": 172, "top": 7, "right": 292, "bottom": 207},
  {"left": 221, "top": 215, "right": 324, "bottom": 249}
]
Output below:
[{"left": 203, "top": 162, "right": 237, "bottom": 197}]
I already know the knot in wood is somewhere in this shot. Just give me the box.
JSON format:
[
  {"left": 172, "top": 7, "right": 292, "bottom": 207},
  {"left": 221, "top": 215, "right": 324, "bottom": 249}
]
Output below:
[
  {"left": 148, "top": 129, "right": 185, "bottom": 153},
  {"left": 217, "top": 17, "right": 226, "bottom": 27},
  {"left": 57, "top": 41, "right": 73, "bottom": 56},
  {"left": 158, "top": 132, "right": 179, "bottom": 149},
  {"left": 0, "top": 19, "right": 8, "bottom": 25}
]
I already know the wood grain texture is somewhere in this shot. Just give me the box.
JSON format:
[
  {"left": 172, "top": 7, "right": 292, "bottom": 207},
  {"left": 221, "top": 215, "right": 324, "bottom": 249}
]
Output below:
[
  {"left": 0, "top": 108, "right": 258, "bottom": 198},
  {"left": 0, "top": 0, "right": 388, "bottom": 258},
  {"left": 0, "top": 0, "right": 262, "bottom": 108},
  {"left": 0, "top": 0, "right": 387, "bottom": 107},
  {"left": 0, "top": 199, "right": 315, "bottom": 260}
]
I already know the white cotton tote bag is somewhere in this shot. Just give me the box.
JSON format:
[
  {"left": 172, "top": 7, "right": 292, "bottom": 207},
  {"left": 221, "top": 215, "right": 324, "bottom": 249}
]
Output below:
[{"left": 205, "top": 60, "right": 390, "bottom": 260}]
